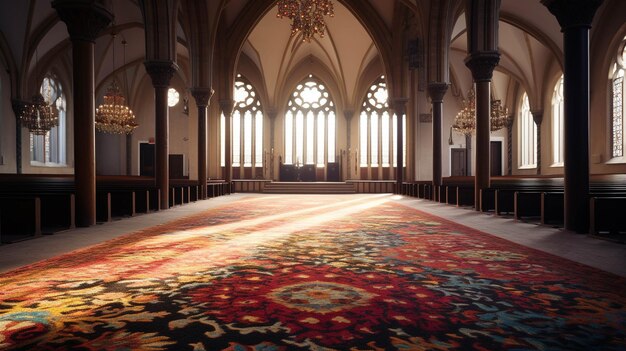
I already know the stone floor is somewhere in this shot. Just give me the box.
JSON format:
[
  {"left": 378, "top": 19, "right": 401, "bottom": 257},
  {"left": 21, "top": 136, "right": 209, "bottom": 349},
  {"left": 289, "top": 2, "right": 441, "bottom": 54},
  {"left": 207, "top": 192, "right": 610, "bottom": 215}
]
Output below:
[{"left": 1, "top": 193, "right": 625, "bottom": 277}]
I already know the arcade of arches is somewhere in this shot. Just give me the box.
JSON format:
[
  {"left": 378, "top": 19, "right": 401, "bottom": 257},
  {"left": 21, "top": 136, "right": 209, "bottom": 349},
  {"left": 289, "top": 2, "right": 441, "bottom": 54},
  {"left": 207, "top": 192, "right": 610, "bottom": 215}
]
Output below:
[{"left": 1, "top": 0, "right": 626, "bottom": 233}]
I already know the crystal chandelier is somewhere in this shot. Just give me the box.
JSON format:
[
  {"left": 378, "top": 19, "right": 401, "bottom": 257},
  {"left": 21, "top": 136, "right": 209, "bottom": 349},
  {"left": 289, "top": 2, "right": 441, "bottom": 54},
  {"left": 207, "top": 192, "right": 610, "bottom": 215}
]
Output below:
[
  {"left": 276, "top": 0, "right": 334, "bottom": 42},
  {"left": 452, "top": 88, "right": 476, "bottom": 136},
  {"left": 452, "top": 88, "right": 511, "bottom": 136},
  {"left": 20, "top": 93, "right": 58, "bottom": 135},
  {"left": 95, "top": 80, "right": 138, "bottom": 134},
  {"left": 95, "top": 35, "right": 137, "bottom": 134}
]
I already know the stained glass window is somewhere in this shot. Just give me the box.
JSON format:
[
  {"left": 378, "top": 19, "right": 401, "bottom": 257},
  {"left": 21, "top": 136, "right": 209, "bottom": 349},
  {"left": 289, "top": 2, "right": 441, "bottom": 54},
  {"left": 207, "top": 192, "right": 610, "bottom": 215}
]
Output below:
[
  {"left": 610, "top": 37, "right": 626, "bottom": 159},
  {"left": 284, "top": 76, "right": 335, "bottom": 166}
]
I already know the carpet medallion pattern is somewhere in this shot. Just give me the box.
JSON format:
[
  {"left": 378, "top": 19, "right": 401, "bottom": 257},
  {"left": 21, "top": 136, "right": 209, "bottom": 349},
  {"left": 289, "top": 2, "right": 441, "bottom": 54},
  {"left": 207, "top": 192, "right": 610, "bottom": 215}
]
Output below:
[{"left": 0, "top": 195, "right": 625, "bottom": 350}]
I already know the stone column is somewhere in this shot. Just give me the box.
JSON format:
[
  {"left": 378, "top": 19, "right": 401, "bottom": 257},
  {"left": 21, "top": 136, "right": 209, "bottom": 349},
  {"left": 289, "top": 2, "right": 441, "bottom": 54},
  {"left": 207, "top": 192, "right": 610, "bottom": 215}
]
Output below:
[
  {"left": 392, "top": 98, "right": 408, "bottom": 193},
  {"left": 543, "top": 0, "right": 602, "bottom": 233},
  {"left": 53, "top": 0, "right": 112, "bottom": 227},
  {"left": 219, "top": 99, "right": 235, "bottom": 189},
  {"left": 11, "top": 100, "right": 28, "bottom": 174},
  {"left": 465, "top": 52, "right": 500, "bottom": 211},
  {"left": 531, "top": 110, "right": 543, "bottom": 175},
  {"left": 267, "top": 109, "right": 277, "bottom": 180},
  {"left": 145, "top": 60, "right": 177, "bottom": 210},
  {"left": 428, "top": 82, "right": 448, "bottom": 201},
  {"left": 344, "top": 110, "right": 354, "bottom": 180},
  {"left": 192, "top": 88, "right": 213, "bottom": 200}
]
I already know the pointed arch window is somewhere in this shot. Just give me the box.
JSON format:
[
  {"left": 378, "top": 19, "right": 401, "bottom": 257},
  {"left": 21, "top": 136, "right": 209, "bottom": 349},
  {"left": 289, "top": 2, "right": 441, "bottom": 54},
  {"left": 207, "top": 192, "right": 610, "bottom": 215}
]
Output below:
[
  {"left": 610, "top": 37, "right": 625, "bottom": 159},
  {"left": 519, "top": 93, "right": 537, "bottom": 168},
  {"left": 359, "top": 76, "right": 406, "bottom": 169},
  {"left": 220, "top": 75, "right": 263, "bottom": 169},
  {"left": 284, "top": 76, "right": 335, "bottom": 166},
  {"left": 30, "top": 75, "right": 66, "bottom": 165},
  {"left": 551, "top": 74, "right": 564, "bottom": 165}
]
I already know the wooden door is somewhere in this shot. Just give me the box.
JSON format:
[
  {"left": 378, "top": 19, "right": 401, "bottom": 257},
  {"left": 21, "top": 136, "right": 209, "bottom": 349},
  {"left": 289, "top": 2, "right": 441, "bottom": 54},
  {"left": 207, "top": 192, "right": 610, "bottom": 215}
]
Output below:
[
  {"left": 451, "top": 148, "right": 466, "bottom": 176},
  {"left": 139, "top": 142, "right": 155, "bottom": 177},
  {"left": 490, "top": 141, "right": 502, "bottom": 176}
]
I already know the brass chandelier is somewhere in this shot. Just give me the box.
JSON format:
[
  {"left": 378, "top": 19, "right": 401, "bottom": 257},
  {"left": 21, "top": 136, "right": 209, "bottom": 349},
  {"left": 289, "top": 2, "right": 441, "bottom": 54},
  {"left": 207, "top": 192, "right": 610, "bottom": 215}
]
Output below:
[
  {"left": 20, "top": 49, "right": 58, "bottom": 135},
  {"left": 276, "top": 0, "right": 334, "bottom": 42},
  {"left": 20, "top": 93, "right": 58, "bottom": 135},
  {"left": 452, "top": 88, "right": 511, "bottom": 136},
  {"left": 96, "top": 35, "right": 137, "bottom": 134}
]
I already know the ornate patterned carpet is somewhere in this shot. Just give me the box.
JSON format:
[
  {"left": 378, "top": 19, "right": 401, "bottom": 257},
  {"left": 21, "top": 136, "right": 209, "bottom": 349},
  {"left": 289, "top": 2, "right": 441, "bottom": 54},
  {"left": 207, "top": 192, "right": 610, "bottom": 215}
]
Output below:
[{"left": 1, "top": 194, "right": 625, "bottom": 350}]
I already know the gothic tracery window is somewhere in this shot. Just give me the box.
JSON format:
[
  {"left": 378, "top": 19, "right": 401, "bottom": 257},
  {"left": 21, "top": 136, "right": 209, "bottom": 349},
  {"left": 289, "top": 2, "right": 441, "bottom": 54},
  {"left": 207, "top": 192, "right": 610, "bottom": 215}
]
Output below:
[
  {"left": 359, "top": 76, "right": 406, "bottom": 170},
  {"left": 610, "top": 37, "right": 625, "bottom": 159},
  {"left": 551, "top": 74, "right": 564, "bottom": 165},
  {"left": 519, "top": 93, "right": 537, "bottom": 168},
  {"left": 284, "top": 76, "right": 335, "bottom": 166},
  {"left": 30, "top": 75, "right": 66, "bottom": 165},
  {"left": 220, "top": 76, "right": 263, "bottom": 170}
]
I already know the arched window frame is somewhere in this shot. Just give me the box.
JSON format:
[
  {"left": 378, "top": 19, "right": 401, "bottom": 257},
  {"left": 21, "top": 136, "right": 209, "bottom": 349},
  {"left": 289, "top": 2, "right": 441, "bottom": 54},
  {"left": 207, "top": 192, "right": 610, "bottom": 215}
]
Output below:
[
  {"left": 518, "top": 93, "right": 537, "bottom": 168},
  {"left": 359, "top": 76, "right": 406, "bottom": 170},
  {"left": 551, "top": 74, "right": 564, "bottom": 166},
  {"left": 220, "top": 75, "right": 264, "bottom": 169},
  {"left": 609, "top": 36, "right": 626, "bottom": 160},
  {"left": 30, "top": 74, "right": 66, "bottom": 166},
  {"left": 283, "top": 76, "right": 336, "bottom": 167}
]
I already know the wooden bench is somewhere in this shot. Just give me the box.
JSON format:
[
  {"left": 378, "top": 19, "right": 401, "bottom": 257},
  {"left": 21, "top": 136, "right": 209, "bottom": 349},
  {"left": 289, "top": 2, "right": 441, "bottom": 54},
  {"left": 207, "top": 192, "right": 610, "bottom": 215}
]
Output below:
[
  {"left": 0, "top": 196, "right": 41, "bottom": 243},
  {"left": 0, "top": 174, "right": 75, "bottom": 234},
  {"left": 590, "top": 197, "right": 626, "bottom": 235},
  {"left": 96, "top": 176, "right": 159, "bottom": 222},
  {"left": 442, "top": 176, "right": 474, "bottom": 207}
]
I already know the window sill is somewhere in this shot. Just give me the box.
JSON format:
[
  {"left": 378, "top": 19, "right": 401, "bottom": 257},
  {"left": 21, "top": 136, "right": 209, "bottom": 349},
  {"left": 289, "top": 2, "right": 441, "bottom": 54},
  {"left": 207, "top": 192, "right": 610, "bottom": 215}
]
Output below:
[
  {"left": 550, "top": 162, "right": 564, "bottom": 168},
  {"left": 518, "top": 164, "right": 537, "bottom": 170},
  {"left": 606, "top": 156, "right": 626, "bottom": 165},
  {"left": 29, "top": 162, "right": 68, "bottom": 168}
]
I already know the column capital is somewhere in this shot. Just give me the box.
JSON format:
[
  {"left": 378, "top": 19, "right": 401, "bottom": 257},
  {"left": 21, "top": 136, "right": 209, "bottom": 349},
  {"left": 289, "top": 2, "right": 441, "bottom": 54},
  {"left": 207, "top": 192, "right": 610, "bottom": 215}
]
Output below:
[
  {"left": 464, "top": 51, "right": 500, "bottom": 82},
  {"left": 52, "top": 0, "right": 112, "bottom": 43},
  {"left": 191, "top": 87, "right": 214, "bottom": 108},
  {"left": 219, "top": 99, "right": 235, "bottom": 116},
  {"left": 392, "top": 98, "right": 409, "bottom": 115},
  {"left": 427, "top": 82, "right": 449, "bottom": 103},
  {"left": 266, "top": 109, "right": 278, "bottom": 119},
  {"left": 541, "top": 0, "right": 603, "bottom": 29},
  {"left": 343, "top": 110, "right": 354, "bottom": 121},
  {"left": 531, "top": 110, "right": 544, "bottom": 125},
  {"left": 144, "top": 60, "right": 178, "bottom": 88}
]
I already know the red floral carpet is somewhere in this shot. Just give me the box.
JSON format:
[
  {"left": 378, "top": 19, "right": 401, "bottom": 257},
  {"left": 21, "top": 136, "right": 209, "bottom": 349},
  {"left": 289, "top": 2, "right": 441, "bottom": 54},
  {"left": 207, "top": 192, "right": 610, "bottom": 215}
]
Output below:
[{"left": 1, "top": 194, "right": 625, "bottom": 350}]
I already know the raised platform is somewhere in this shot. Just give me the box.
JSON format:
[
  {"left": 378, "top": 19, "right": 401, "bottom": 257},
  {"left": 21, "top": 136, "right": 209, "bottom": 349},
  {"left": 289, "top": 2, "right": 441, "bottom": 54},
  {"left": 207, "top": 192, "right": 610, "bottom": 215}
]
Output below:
[{"left": 262, "top": 182, "right": 356, "bottom": 194}]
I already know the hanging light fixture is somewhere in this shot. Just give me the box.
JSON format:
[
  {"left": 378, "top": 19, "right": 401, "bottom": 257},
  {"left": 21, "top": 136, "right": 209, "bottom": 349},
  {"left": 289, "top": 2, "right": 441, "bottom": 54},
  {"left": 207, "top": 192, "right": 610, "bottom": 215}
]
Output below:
[
  {"left": 452, "top": 87, "right": 511, "bottom": 136},
  {"left": 452, "top": 88, "right": 476, "bottom": 136},
  {"left": 490, "top": 99, "right": 510, "bottom": 131},
  {"left": 96, "top": 34, "right": 138, "bottom": 134},
  {"left": 19, "top": 50, "right": 58, "bottom": 135},
  {"left": 276, "top": 0, "right": 334, "bottom": 42}
]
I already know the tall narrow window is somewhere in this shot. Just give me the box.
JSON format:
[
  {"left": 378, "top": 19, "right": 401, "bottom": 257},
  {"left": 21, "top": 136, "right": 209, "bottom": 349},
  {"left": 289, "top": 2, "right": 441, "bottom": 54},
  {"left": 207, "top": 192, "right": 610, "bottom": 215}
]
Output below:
[
  {"left": 610, "top": 38, "right": 625, "bottom": 159},
  {"left": 284, "top": 76, "right": 335, "bottom": 167},
  {"left": 316, "top": 112, "right": 325, "bottom": 166},
  {"left": 359, "top": 76, "right": 406, "bottom": 172},
  {"left": 552, "top": 74, "right": 564, "bottom": 165},
  {"left": 30, "top": 75, "right": 66, "bottom": 165},
  {"left": 220, "top": 75, "right": 264, "bottom": 172},
  {"left": 359, "top": 112, "right": 368, "bottom": 166},
  {"left": 519, "top": 93, "right": 537, "bottom": 168}
]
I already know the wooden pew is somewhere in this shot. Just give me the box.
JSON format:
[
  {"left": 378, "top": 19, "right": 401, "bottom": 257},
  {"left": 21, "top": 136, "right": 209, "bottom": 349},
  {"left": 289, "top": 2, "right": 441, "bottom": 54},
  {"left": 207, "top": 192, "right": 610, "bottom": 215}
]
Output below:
[
  {"left": 0, "top": 196, "right": 41, "bottom": 243},
  {"left": 0, "top": 174, "right": 75, "bottom": 234},
  {"left": 590, "top": 197, "right": 626, "bottom": 235}
]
